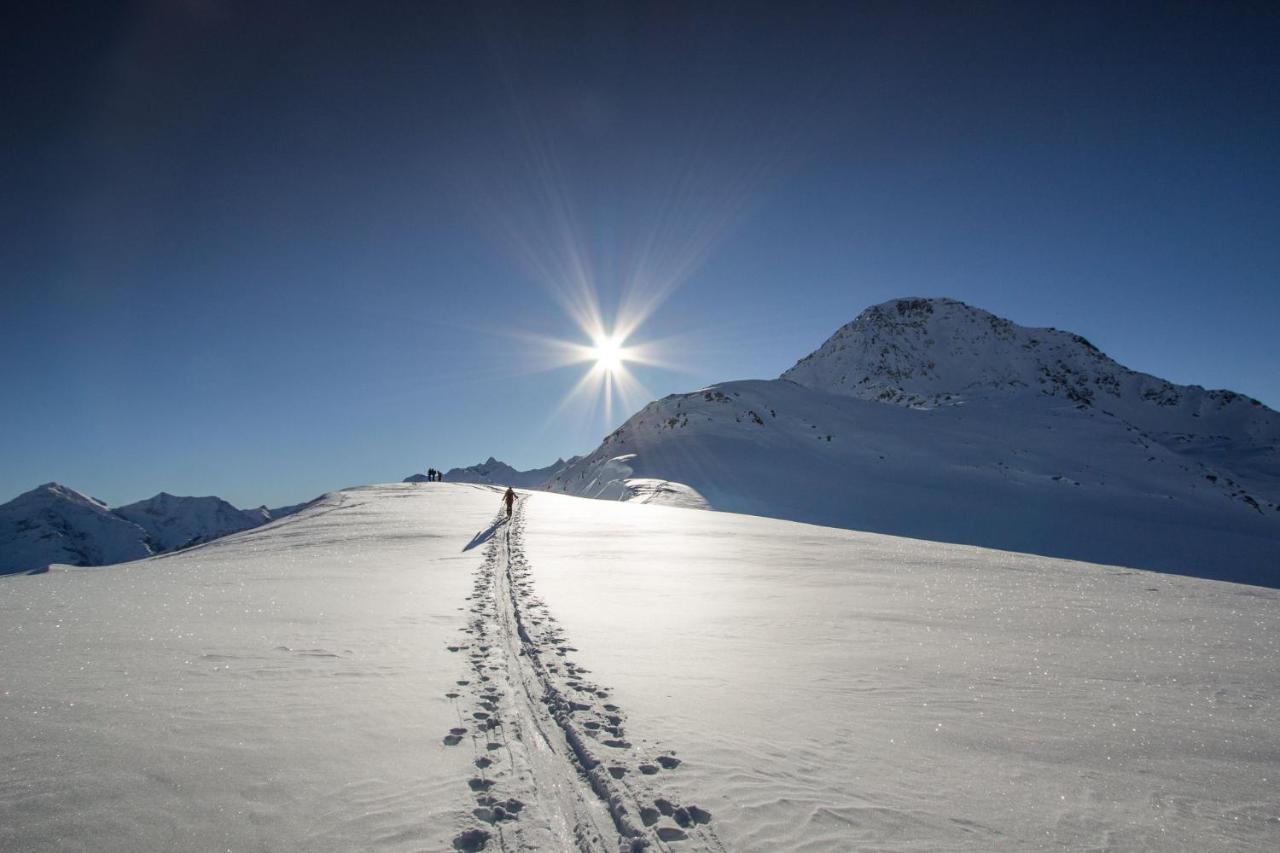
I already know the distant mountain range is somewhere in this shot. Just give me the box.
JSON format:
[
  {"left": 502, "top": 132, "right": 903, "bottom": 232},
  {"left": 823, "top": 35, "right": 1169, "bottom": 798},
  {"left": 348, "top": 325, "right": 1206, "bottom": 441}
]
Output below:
[
  {"left": 543, "top": 297, "right": 1279, "bottom": 585},
  {"left": 405, "top": 457, "right": 580, "bottom": 489},
  {"left": 0, "top": 483, "right": 307, "bottom": 574}
]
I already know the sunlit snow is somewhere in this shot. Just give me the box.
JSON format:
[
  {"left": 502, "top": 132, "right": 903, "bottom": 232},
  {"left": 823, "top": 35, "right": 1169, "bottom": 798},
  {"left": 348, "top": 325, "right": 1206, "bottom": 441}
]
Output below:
[{"left": 2, "top": 483, "right": 1276, "bottom": 851}]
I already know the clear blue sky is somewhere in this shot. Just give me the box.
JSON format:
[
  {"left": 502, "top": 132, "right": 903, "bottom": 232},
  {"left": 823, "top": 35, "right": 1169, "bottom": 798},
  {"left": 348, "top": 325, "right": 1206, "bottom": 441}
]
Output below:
[{"left": 3, "top": 2, "right": 1278, "bottom": 508}]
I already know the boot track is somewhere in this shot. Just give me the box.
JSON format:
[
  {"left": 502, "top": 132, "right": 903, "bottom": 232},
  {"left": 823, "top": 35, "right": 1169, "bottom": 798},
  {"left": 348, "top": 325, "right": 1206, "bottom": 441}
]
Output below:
[{"left": 443, "top": 497, "right": 721, "bottom": 852}]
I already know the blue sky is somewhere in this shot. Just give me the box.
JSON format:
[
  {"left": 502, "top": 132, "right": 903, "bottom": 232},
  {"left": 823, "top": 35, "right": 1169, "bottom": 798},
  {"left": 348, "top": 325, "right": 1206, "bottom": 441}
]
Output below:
[{"left": 3, "top": 2, "right": 1278, "bottom": 508}]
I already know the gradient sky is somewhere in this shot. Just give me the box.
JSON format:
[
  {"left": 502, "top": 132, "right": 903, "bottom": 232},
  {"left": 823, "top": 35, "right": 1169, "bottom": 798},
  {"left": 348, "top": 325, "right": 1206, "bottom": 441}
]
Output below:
[{"left": 3, "top": 1, "right": 1278, "bottom": 508}]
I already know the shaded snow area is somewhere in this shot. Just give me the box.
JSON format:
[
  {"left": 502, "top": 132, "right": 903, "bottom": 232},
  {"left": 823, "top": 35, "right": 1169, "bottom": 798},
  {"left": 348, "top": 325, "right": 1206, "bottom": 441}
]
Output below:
[
  {"left": 3, "top": 483, "right": 1278, "bottom": 852},
  {"left": 548, "top": 299, "right": 1280, "bottom": 586}
]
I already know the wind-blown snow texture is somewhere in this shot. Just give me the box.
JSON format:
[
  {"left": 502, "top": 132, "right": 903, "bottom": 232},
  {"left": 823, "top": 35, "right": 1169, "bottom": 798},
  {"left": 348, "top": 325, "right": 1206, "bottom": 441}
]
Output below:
[
  {"left": 2, "top": 483, "right": 1276, "bottom": 851},
  {"left": 0, "top": 484, "right": 308, "bottom": 574},
  {"left": 548, "top": 298, "right": 1280, "bottom": 585}
]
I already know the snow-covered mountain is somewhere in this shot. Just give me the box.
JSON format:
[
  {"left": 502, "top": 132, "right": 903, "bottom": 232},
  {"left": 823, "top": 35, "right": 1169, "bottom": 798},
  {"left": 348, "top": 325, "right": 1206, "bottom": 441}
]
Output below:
[
  {"left": 548, "top": 298, "right": 1280, "bottom": 585},
  {"left": 0, "top": 484, "right": 153, "bottom": 574},
  {"left": 113, "top": 492, "right": 271, "bottom": 552},
  {"left": 0, "top": 484, "right": 308, "bottom": 574},
  {"left": 783, "top": 297, "right": 1280, "bottom": 466},
  {"left": 437, "top": 456, "right": 576, "bottom": 488}
]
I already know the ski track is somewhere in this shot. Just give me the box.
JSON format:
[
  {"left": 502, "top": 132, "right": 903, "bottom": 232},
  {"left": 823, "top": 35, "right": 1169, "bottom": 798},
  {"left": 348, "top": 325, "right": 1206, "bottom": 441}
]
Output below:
[{"left": 443, "top": 497, "right": 723, "bottom": 852}]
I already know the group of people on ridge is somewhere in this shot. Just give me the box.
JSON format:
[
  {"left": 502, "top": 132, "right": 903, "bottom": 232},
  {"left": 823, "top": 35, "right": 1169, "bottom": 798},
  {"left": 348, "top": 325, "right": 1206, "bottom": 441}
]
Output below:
[{"left": 424, "top": 468, "right": 444, "bottom": 482}]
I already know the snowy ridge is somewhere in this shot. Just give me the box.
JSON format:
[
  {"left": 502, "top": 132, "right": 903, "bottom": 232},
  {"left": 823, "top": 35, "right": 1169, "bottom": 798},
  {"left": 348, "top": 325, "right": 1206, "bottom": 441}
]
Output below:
[{"left": 549, "top": 298, "right": 1280, "bottom": 585}]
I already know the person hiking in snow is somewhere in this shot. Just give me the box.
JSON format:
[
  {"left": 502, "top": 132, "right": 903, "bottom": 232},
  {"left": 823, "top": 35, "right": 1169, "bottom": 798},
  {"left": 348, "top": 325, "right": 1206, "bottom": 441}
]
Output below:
[
  {"left": 503, "top": 487, "right": 515, "bottom": 519},
  {"left": 427, "top": 468, "right": 436, "bottom": 482}
]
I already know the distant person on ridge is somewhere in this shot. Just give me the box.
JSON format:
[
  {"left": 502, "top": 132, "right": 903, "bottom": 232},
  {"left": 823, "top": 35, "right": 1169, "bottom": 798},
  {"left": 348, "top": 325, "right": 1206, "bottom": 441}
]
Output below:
[
  {"left": 503, "top": 487, "right": 515, "bottom": 519},
  {"left": 427, "top": 468, "right": 435, "bottom": 482}
]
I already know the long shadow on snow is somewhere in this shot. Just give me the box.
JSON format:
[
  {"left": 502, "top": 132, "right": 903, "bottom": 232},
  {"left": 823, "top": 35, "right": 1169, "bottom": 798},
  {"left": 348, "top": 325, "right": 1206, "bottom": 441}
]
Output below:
[{"left": 463, "top": 518, "right": 505, "bottom": 552}]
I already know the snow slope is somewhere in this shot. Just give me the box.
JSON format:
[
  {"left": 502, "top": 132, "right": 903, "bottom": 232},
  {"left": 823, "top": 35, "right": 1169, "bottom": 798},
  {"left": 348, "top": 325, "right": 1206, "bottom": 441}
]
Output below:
[
  {"left": 548, "top": 299, "right": 1280, "bottom": 585},
  {"left": 0, "top": 483, "right": 152, "bottom": 573},
  {"left": 2, "top": 483, "right": 1277, "bottom": 852}
]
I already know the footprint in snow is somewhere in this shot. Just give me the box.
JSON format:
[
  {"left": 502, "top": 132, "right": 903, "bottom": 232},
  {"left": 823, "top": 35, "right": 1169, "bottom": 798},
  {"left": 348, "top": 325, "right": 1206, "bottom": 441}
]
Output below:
[
  {"left": 656, "top": 755, "right": 681, "bottom": 770},
  {"left": 451, "top": 828, "right": 490, "bottom": 851},
  {"left": 687, "top": 806, "right": 712, "bottom": 824}
]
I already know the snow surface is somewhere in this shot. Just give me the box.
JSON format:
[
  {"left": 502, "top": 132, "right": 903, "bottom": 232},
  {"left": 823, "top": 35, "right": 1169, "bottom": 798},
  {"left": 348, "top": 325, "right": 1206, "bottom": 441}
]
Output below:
[
  {"left": 3, "top": 482, "right": 1277, "bottom": 851},
  {"left": 549, "top": 298, "right": 1280, "bottom": 586}
]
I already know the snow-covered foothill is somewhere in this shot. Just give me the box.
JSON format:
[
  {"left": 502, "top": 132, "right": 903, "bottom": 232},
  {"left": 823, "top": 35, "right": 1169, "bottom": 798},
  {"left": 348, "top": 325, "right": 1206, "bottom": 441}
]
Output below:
[
  {"left": 2, "top": 483, "right": 1276, "bottom": 852},
  {"left": 549, "top": 298, "right": 1280, "bottom": 585}
]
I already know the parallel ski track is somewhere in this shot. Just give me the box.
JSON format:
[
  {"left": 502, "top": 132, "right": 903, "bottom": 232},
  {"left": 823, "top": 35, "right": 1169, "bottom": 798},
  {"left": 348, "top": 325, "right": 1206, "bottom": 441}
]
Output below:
[{"left": 446, "top": 494, "right": 723, "bottom": 852}]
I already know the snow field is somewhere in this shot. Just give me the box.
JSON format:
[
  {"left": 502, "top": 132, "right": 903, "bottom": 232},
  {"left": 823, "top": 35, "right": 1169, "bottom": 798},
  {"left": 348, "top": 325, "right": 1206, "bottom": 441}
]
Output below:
[
  {"left": 0, "top": 485, "right": 495, "bottom": 852},
  {"left": 522, "top": 491, "right": 1280, "bottom": 851},
  {"left": 3, "top": 483, "right": 1277, "bottom": 852}
]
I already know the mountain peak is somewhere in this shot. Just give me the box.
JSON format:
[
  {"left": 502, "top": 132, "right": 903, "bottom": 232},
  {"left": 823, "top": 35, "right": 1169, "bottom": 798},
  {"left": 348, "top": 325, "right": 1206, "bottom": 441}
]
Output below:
[
  {"left": 15, "top": 482, "right": 108, "bottom": 510},
  {"left": 781, "top": 297, "right": 1274, "bottom": 437}
]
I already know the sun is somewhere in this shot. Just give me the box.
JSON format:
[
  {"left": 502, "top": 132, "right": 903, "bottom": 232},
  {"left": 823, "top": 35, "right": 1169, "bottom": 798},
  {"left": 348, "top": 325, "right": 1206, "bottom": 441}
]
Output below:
[{"left": 590, "top": 334, "right": 625, "bottom": 374}]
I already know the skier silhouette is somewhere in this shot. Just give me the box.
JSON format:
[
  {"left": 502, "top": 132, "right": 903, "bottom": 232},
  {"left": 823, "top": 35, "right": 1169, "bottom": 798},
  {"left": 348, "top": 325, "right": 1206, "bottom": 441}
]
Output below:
[{"left": 503, "top": 487, "right": 515, "bottom": 519}]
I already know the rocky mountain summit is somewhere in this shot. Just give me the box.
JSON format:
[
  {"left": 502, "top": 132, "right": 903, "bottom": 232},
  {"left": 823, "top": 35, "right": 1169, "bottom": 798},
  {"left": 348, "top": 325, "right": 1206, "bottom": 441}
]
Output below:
[{"left": 783, "top": 297, "right": 1278, "bottom": 452}]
